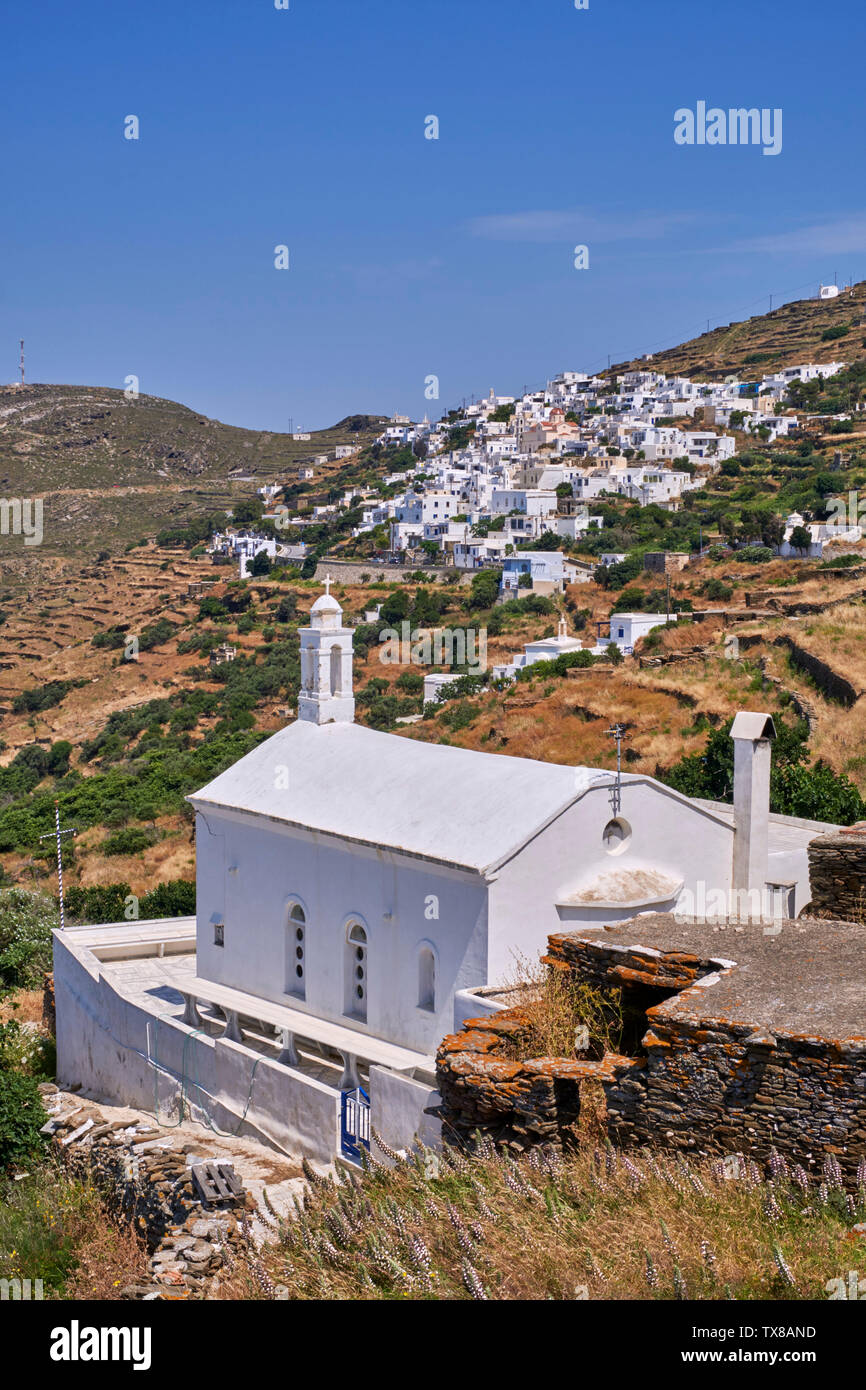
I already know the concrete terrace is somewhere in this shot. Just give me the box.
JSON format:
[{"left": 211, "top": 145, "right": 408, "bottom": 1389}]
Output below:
[{"left": 60, "top": 918, "right": 434, "bottom": 1094}]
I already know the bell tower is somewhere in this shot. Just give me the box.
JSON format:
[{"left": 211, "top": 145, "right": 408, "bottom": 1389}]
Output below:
[{"left": 297, "top": 577, "right": 355, "bottom": 725}]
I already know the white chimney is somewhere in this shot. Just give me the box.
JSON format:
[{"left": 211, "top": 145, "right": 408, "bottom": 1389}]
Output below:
[{"left": 730, "top": 711, "right": 776, "bottom": 900}]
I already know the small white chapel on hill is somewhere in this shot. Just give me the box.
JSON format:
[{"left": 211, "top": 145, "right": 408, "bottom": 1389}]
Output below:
[{"left": 189, "top": 584, "right": 817, "bottom": 1056}]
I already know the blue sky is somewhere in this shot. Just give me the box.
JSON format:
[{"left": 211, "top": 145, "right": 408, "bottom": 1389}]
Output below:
[{"left": 2, "top": 0, "right": 865, "bottom": 430}]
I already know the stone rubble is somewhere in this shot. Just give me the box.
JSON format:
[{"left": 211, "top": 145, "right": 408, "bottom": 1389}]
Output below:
[{"left": 40, "top": 1085, "right": 255, "bottom": 1299}]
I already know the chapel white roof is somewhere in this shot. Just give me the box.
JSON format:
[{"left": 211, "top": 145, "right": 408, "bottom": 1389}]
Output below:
[{"left": 188, "top": 719, "right": 616, "bottom": 875}]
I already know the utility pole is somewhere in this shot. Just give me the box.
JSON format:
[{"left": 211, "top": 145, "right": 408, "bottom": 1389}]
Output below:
[
  {"left": 19, "top": 339, "right": 24, "bottom": 386},
  {"left": 666, "top": 573, "right": 672, "bottom": 623},
  {"left": 39, "top": 801, "right": 77, "bottom": 931}
]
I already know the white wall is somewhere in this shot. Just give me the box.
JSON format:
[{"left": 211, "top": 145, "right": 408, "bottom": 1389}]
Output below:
[
  {"left": 486, "top": 780, "right": 736, "bottom": 981},
  {"left": 369, "top": 1066, "right": 441, "bottom": 1153},
  {"left": 195, "top": 810, "right": 489, "bottom": 1055},
  {"left": 53, "top": 932, "right": 342, "bottom": 1162}
]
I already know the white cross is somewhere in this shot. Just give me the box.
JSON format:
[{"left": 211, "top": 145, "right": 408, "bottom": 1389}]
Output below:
[{"left": 324, "top": 574, "right": 332, "bottom": 596}]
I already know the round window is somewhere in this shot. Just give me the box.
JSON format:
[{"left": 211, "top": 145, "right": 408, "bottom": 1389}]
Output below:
[
  {"left": 295, "top": 964, "right": 303, "bottom": 978},
  {"left": 602, "top": 817, "right": 632, "bottom": 855},
  {"left": 356, "top": 985, "right": 364, "bottom": 1000}
]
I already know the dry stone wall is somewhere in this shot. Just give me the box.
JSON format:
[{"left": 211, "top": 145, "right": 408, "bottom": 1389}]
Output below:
[
  {"left": 437, "top": 930, "right": 866, "bottom": 1181},
  {"left": 436, "top": 1010, "right": 619, "bottom": 1152},
  {"left": 773, "top": 635, "right": 863, "bottom": 706},
  {"left": 808, "top": 825, "right": 866, "bottom": 918}
]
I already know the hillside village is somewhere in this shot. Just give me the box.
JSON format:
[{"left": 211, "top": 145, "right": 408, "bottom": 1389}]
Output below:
[{"left": 225, "top": 352, "right": 859, "bottom": 581}]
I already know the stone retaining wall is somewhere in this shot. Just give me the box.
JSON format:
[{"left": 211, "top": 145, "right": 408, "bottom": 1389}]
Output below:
[
  {"left": 808, "top": 824, "right": 866, "bottom": 919},
  {"left": 602, "top": 1017, "right": 866, "bottom": 1180},
  {"left": 435, "top": 1008, "right": 620, "bottom": 1151},
  {"left": 437, "top": 930, "right": 866, "bottom": 1179},
  {"left": 774, "top": 635, "right": 863, "bottom": 706},
  {"left": 314, "top": 559, "right": 474, "bottom": 586}
]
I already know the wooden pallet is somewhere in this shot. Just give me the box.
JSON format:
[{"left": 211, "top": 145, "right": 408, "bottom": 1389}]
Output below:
[{"left": 190, "top": 1162, "right": 244, "bottom": 1204}]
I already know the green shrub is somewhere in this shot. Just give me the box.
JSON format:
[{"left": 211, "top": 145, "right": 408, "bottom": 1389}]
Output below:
[
  {"left": 12, "top": 681, "right": 76, "bottom": 715},
  {"left": 0, "top": 890, "right": 57, "bottom": 990},
  {"left": 101, "top": 827, "right": 159, "bottom": 857},
  {"left": 91, "top": 627, "right": 127, "bottom": 650},
  {"left": 395, "top": 670, "right": 423, "bottom": 695},
  {"left": 0, "top": 1071, "right": 46, "bottom": 1172},
  {"left": 139, "top": 880, "right": 196, "bottom": 918},
  {"left": 65, "top": 883, "right": 131, "bottom": 925},
  {"left": 468, "top": 570, "right": 500, "bottom": 610}
]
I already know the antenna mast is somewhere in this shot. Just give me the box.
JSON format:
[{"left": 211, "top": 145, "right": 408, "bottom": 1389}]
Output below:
[
  {"left": 19, "top": 339, "right": 24, "bottom": 387},
  {"left": 606, "top": 723, "right": 627, "bottom": 816}
]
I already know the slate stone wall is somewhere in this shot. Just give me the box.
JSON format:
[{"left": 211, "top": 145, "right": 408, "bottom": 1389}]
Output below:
[
  {"left": 808, "top": 826, "right": 866, "bottom": 919},
  {"left": 437, "top": 932, "right": 866, "bottom": 1180}
]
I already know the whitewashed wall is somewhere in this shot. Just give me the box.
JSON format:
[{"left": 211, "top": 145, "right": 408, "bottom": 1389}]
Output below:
[
  {"left": 195, "top": 809, "right": 489, "bottom": 1055},
  {"left": 487, "top": 780, "right": 737, "bottom": 981}
]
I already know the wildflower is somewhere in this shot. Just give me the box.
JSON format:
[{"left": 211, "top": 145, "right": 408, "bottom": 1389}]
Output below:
[
  {"left": 673, "top": 1265, "right": 687, "bottom": 1300},
  {"left": 762, "top": 1189, "right": 782, "bottom": 1225},
  {"left": 371, "top": 1128, "right": 402, "bottom": 1164},
  {"left": 823, "top": 1154, "right": 844, "bottom": 1190},
  {"left": 659, "top": 1221, "right": 679, "bottom": 1262},
  {"left": 772, "top": 1243, "right": 796, "bottom": 1289},
  {"left": 768, "top": 1148, "right": 789, "bottom": 1183},
  {"left": 461, "top": 1259, "right": 488, "bottom": 1301},
  {"left": 643, "top": 1250, "right": 659, "bottom": 1290}
]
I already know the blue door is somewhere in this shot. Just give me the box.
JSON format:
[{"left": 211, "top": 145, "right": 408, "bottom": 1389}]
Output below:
[{"left": 340, "top": 1086, "right": 371, "bottom": 1162}]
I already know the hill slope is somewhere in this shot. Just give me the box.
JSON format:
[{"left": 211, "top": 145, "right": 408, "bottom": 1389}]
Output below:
[
  {"left": 613, "top": 281, "right": 866, "bottom": 381},
  {"left": 0, "top": 384, "right": 386, "bottom": 554}
]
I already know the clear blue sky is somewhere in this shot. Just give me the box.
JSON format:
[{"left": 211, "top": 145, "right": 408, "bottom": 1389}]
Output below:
[{"left": 2, "top": 0, "right": 864, "bottom": 430}]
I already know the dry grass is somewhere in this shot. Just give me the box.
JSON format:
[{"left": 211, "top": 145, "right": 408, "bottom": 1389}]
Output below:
[
  {"left": 499, "top": 951, "right": 623, "bottom": 1060},
  {"left": 0, "top": 989, "right": 44, "bottom": 1027},
  {"left": 0, "top": 1160, "right": 150, "bottom": 1299},
  {"left": 780, "top": 604, "right": 866, "bottom": 692},
  {"left": 253, "top": 1142, "right": 866, "bottom": 1301}
]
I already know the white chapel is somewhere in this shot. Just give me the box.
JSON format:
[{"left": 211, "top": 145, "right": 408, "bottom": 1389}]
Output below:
[{"left": 189, "top": 586, "right": 818, "bottom": 1056}]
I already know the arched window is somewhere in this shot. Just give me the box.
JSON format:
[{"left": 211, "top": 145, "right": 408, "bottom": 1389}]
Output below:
[
  {"left": 330, "top": 645, "right": 342, "bottom": 697},
  {"left": 345, "top": 920, "right": 367, "bottom": 1021},
  {"left": 286, "top": 901, "right": 306, "bottom": 998},
  {"left": 418, "top": 945, "right": 435, "bottom": 1011}
]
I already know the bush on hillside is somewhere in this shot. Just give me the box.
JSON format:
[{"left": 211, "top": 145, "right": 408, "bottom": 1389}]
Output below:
[
  {"left": 0, "top": 889, "right": 57, "bottom": 991},
  {"left": 0, "top": 1071, "right": 46, "bottom": 1172}
]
